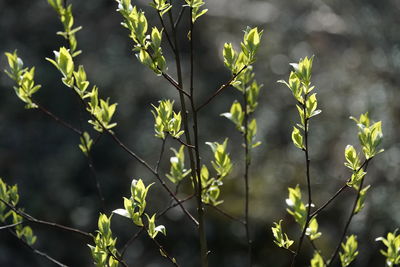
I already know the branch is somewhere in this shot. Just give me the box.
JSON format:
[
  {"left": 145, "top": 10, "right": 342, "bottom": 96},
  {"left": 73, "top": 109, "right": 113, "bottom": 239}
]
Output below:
[
  {"left": 327, "top": 162, "right": 370, "bottom": 266},
  {"left": 0, "top": 221, "right": 22, "bottom": 230},
  {"left": 205, "top": 203, "right": 245, "bottom": 225},
  {"left": 107, "top": 247, "right": 129, "bottom": 267},
  {"left": 0, "top": 198, "right": 92, "bottom": 239},
  {"left": 121, "top": 194, "right": 195, "bottom": 256},
  {"left": 173, "top": 6, "right": 185, "bottom": 29},
  {"left": 35, "top": 102, "right": 82, "bottom": 135},
  {"left": 6, "top": 227, "right": 69, "bottom": 267},
  {"left": 196, "top": 65, "right": 248, "bottom": 112},
  {"left": 310, "top": 159, "right": 369, "bottom": 218}
]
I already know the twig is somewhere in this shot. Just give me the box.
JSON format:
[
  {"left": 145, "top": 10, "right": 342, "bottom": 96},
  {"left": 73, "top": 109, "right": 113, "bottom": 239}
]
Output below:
[
  {"left": 188, "top": 10, "right": 209, "bottom": 267},
  {"left": 327, "top": 162, "right": 370, "bottom": 266},
  {"left": 173, "top": 6, "right": 185, "bottom": 29},
  {"left": 205, "top": 203, "right": 245, "bottom": 225},
  {"left": 121, "top": 194, "right": 195, "bottom": 256},
  {"left": 36, "top": 102, "right": 82, "bottom": 135},
  {"left": 173, "top": 137, "right": 196, "bottom": 149},
  {"left": 151, "top": 237, "right": 180, "bottom": 267},
  {"left": 0, "top": 221, "right": 22, "bottom": 230},
  {"left": 157, "top": 12, "right": 176, "bottom": 53},
  {"left": 107, "top": 247, "right": 129, "bottom": 267},
  {"left": 155, "top": 136, "right": 168, "bottom": 173},
  {"left": 290, "top": 96, "right": 313, "bottom": 267},
  {"left": 310, "top": 159, "right": 369, "bottom": 218},
  {"left": 0, "top": 198, "right": 92, "bottom": 238},
  {"left": 6, "top": 227, "right": 68, "bottom": 267},
  {"left": 196, "top": 65, "right": 248, "bottom": 112},
  {"left": 242, "top": 83, "right": 252, "bottom": 267}
]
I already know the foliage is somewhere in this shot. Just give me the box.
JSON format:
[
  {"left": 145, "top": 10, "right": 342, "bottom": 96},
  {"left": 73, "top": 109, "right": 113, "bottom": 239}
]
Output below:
[{"left": 0, "top": 0, "right": 396, "bottom": 266}]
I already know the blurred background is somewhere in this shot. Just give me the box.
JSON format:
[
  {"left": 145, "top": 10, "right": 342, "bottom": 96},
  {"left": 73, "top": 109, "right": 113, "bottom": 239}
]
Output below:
[{"left": 1, "top": 0, "right": 399, "bottom": 266}]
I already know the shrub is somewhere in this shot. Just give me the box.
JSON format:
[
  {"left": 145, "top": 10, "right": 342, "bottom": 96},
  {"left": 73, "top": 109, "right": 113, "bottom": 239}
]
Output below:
[{"left": 1, "top": 0, "right": 398, "bottom": 266}]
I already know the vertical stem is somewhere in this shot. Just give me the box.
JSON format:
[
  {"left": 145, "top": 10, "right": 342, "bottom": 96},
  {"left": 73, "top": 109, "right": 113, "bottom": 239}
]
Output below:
[
  {"left": 290, "top": 96, "right": 312, "bottom": 267},
  {"left": 243, "top": 90, "right": 252, "bottom": 266},
  {"left": 189, "top": 9, "right": 209, "bottom": 267}
]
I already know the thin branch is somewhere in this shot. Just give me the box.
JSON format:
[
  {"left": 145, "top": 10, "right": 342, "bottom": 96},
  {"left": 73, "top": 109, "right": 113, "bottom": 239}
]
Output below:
[
  {"left": 0, "top": 198, "right": 92, "bottom": 238},
  {"left": 196, "top": 65, "right": 248, "bottom": 112},
  {"left": 161, "top": 72, "right": 191, "bottom": 98},
  {"left": 121, "top": 194, "right": 195, "bottom": 256},
  {"left": 155, "top": 136, "right": 168, "bottom": 173},
  {"left": 173, "top": 6, "right": 185, "bottom": 29},
  {"left": 310, "top": 159, "right": 369, "bottom": 218},
  {"left": 173, "top": 136, "right": 196, "bottom": 149},
  {"left": 35, "top": 102, "right": 82, "bottom": 135},
  {"left": 327, "top": 162, "right": 369, "bottom": 267},
  {"left": 0, "top": 221, "right": 22, "bottom": 230},
  {"left": 205, "top": 203, "right": 245, "bottom": 225},
  {"left": 6, "top": 227, "right": 68, "bottom": 267},
  {"left": 107, "top": 247, "right": 129, "bottom": 267},
  {"left": 242, "top": 83, "right": 252, "bottom": 267},
  {"left": 151, "top": 237, "right": 180, "bottom": 267},
  {"left": 290, "top": 96, "right": 313, "bottom": 267},
  {"left": 189, "top": 10, "right": 209, "bottom": 267},
  {"left": 157, "top": 12, "right": 176, "bottom": 52}
]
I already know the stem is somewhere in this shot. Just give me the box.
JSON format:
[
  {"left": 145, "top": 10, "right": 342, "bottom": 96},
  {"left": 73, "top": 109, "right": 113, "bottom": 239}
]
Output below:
[
  {"left": 107, "top": 247, "right": 129, "bottom": 267},
  {"left": 7, "top": 227, "right": 69, "bottom": 267},
  {"left": 327, "top": 162, "right": 369, "bottom": 266},
  {"left": 151, "top": 237, "right": 180, "bottom": 267},
  {"left": 155, "top": 136, "right": 167, "bottom": 173},
  {"left": 205, "top": 203, "right": 245, "bottom": 225},
  {"left": 121, "top": 194, "right": 195, "bottom": 256},
  {"left": 0, "top": 222, "right": 22, "bottom": 230},
  {"left": 310, "top": 160, "right": 369, "bottom": 218},
  {"left": 290, "top": 96, "right": 312, "bottom": 267},
  {"left": 36, "top": 102, "right": 82, "bottom": 135},
  {"left": 243, "top": 89, "right": 252, "bottom": 267},
  {"left": 196, "top": 65, "right": 248, "bottom": 112},
  {"left": 189, "top": 10, "right": 209, "bottom": 267},
  {"left": 0, "top": 198, "right": 92, "bottom": 238}
]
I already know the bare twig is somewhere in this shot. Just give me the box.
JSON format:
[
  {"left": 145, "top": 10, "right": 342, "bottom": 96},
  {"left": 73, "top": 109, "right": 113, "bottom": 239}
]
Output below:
[
  {"left": 205, "top": 203, "right": 245, "bottom": 225},
  {"left": 173, "top": 6, "right": 185, "bottom": 29},
  {"left": 155, "top": 136, "right": 167, "bottom": 173},
  {"left": 0, "top": 221, "right": 22, "bottom": 230},
  {"left": 0, "top": 198, "right": 92, "bottom": 238},
  {"left": 242, "top": 84, "right": 252, "bottom": 267},
  {"left": 36, "top": 102, "right": 82, "bottom": 135},
  {"left": 6, "top": 227, "right": 69, "bottom": 267},
  {"left": 310, "top": 160, "right": 369, "bottom": 218},
  {"left": 196, "top": 65, "right": 248, "bottom": 112}
]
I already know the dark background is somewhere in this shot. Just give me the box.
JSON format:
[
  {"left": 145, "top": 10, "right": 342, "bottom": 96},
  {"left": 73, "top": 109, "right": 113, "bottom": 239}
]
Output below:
[{"left": 1, "top": 0, "right": 399, "bottom": 266}]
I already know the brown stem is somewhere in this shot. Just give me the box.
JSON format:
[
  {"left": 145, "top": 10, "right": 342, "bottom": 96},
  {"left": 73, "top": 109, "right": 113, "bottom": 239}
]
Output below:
[
  {"left": 327, "top": 162, "right": 369, "bottom": 266},
  {"left": 243, "top": 87, "right": 252, "bottom": 267},
  {"left": 35, "top": 102, "right": 82, "bottom": 135},
  {"left": 290, "top": 95, "right": 312, "bottom": 267},
  {"left": 310, "top": 160, "right": 369, "bottom": 218},
  {"left": 0, "top": 198, "right": 92, "bottom": 239},
  {"left": 0, "top": 222, "right": 22, "bottom": 230},
  {"left": 188, "top": 10, "right": 209, "bottom": 267},
  {"left": 7, "top": 227, "right": 69, "bottom": 267},
  {"left": 205, "top": 203, "right": 245, "bottom": 225},
  {"left": 121, "top": 194, "right": 195, "bottom": 256},
  {"left": 196, "top": 65, "right": 248, "bottom": 112}
]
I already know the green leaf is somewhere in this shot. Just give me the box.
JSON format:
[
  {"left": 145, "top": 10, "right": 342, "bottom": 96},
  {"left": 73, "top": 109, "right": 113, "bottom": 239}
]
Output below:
[
  {"left": 291, "top": 126, "right": 304, "bottom": 150},
  {"left": 339, "top": 235, "right": 359, "bottom": 267},
  {"left": 271, "top": 220, "right": 294, "bottom": 249}
]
